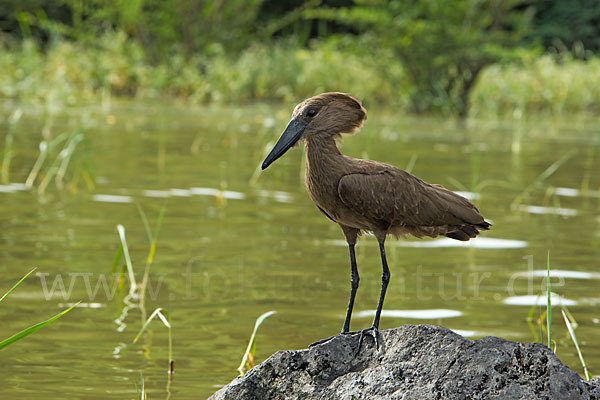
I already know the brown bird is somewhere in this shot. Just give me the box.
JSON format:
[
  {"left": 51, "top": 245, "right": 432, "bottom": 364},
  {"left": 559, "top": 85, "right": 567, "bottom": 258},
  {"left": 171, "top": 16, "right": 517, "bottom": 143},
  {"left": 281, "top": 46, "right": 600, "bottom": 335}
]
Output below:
[{"left": 261, "top": 92, "right": 490, "bottom": 348}]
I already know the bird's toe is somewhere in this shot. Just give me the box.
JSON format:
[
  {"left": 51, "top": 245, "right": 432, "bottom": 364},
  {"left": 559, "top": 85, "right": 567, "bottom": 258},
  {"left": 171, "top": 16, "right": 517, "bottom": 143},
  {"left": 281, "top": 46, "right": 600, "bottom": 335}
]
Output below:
[{"left": 356, "top": 326, "right": 380, "bottom": 355}]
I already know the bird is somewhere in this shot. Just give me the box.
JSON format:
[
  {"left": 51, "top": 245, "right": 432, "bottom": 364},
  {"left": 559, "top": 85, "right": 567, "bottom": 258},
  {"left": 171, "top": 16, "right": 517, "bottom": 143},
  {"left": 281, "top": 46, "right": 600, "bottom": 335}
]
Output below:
[{"left": 261, "top": 92, "right": 490, "bottom": 349}]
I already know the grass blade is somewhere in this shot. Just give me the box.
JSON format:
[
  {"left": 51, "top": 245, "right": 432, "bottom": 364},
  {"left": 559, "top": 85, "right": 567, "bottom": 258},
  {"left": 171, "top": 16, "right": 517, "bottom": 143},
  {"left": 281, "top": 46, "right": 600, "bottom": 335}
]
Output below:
[
  {"left": 136, "top": 202, "right": 154, "bottom": 245},
  {"left": 511, "top": 151, "right": 574, "bottom": 210},
  {"left": 0, "top": 301, "right": 80, "bottom": 350},
  {"left": 25, "top": 141, "right": 48, "bottom": 188},
  {"left": 139, "top": 203, "right": 167, "bottom": 313},
  {"left": 110, "top": 245, "right": 124, "bottom": 276},
  {"left": 0, "top": 267, "right": 37, "bottom": 303},
  {"left": 55, "top": 132, "right": 84, "bottom": 188},
  {"left": 546, "top": 251, "right": 551, "bottom": 348},
  {"left": 116, "top": 224, "right": 137, "bottom": 296},
  {"left": 133, "top": 307, "right": 170, "bottom": 343},
  {"left": 525, "top": 297, "right": 541, "bottom": 342},
  {"left": 133, "top": 307, "right": 173, "bottom": 375},
  {"left": 147, "top": 203, "right": 166, "bottom": 265},
  {"left": 238, "top": 311, "right": 276, "bottom": 375},
  {"left": 561, "top": 309, "right": 592, "bottom": 380},
  {"left": 1, "top": 108, "right": 22, "bottom": 184},
  {"left": 404, "top": 154, "right": 418, "bottom": 174}
]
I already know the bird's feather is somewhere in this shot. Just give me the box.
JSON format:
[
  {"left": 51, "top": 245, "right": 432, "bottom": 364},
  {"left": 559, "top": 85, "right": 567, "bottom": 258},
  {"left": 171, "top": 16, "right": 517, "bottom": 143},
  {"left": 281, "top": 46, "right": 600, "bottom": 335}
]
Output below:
[{"left": 337, "top": 165, "right": 488, "bottom": 238}]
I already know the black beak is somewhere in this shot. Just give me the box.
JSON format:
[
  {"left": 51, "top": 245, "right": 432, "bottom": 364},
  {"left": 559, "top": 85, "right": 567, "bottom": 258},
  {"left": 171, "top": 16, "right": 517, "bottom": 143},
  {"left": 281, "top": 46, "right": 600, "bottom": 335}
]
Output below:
[{"left": 261, "top": 119, "right": 306, "bottom": 170}]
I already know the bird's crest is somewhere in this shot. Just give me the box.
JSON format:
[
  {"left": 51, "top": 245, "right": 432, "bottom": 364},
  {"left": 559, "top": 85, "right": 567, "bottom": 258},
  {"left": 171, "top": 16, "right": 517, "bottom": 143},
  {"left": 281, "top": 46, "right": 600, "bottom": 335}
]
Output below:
[{"left": 294, "top": 92, "right": 367, "bottom": 138}]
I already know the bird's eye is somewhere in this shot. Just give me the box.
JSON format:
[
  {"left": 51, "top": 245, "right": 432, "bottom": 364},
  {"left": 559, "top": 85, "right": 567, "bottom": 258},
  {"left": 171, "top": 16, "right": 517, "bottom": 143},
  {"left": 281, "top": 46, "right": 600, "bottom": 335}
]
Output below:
[{"left": 307, "top": 109, "right": 317, "bottom": 118}]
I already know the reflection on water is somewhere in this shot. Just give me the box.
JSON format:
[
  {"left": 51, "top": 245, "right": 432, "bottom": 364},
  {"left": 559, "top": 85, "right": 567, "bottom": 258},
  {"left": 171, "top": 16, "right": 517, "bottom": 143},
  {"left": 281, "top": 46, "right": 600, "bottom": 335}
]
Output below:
[
  {"left": 0, "top": 183, "right": 27, "bottom": 193},
  {"left": 391, "top": 237, "right": 529, "bottom": 249},
  {"left": 450, "top": 329, "right": 478, "bottom": 337},
  {"left": 555, "top": 187, "right": 600, "bottom": 198},
  {"left": 519, "top": 204, "right": 578, "bottom": 217},
  {"left": 93, "top": 194, "right": 134, "bottom": 203},
  {"left": 354, "top": 309, "right": 462, "bottom": 319},
  {"left": 0, "top": 103, "right": 599, "bottom": 398},
  {"left": 503, "top": 294, "right": 578, "bottom": 306},
  {"left": 329, "top": 237, "right": 528, "bottom": 249},
  {"left": 516, "top": 269, "right": 600, "bottom": 280}
]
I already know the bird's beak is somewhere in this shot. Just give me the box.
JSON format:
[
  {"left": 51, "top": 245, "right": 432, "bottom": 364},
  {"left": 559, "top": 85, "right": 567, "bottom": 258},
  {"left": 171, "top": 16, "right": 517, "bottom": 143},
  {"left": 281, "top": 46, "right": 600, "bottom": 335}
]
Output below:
[{"left": 261, "top": 119, "right": 306, "bottom": 170}]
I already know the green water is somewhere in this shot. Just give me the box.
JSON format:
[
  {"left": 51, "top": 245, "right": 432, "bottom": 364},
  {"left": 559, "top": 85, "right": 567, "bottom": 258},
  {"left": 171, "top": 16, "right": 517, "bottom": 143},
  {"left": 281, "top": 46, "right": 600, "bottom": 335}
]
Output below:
[{"left": 1, "top": 101, "right": 599, "bottom": 398}]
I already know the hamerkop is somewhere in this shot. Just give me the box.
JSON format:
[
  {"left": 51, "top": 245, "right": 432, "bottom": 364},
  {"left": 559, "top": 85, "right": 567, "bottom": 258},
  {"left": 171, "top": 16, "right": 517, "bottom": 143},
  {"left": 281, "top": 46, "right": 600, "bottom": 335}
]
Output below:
[{"left": 261, "top": 92, "right": 490, "bottom": 348}]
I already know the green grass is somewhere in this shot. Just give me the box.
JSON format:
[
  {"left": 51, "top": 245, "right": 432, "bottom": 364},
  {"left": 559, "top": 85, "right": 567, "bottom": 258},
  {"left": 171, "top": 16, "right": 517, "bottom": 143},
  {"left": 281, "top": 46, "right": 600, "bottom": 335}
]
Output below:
[
  {"left": 135, "top": 371, "right": 147, "bottom": 400},
  {"left": 238, "top": 311, "right": 277, "bottom": 375},
  {"left": 113, "top": 205, "right": 175, "bottom": 383},
  {"left": 471, "top": 54, "right": 600, "bottom": 117},
  {"left": 136, "top": 202, "right": 167, "bottom": 319},
  {"left": 116, "top": 224, "right": 138, "bottom": 297},
  {"left": 561, "top": 309, "right": 592, "bottom": 380},
  {"left": 133, "top": 307, "right": 174, "bottom": 375},
  {"left": 511, "top": 152, "right": 575, "bottom": 211},
  {"left": 0, "top": 267, "right": 79, "bottom": 350},
  {"left": 0, "top": 109, "right": 22, "bottom": 184},
  {"left": 526, "top": 252, "right": 593, "bottom": 380},
  {"left": 546, "top": 251, "right": 552, "bottom": 349},
  {"left": 2, "top": 33, "right": 599, "bottom": 117}
]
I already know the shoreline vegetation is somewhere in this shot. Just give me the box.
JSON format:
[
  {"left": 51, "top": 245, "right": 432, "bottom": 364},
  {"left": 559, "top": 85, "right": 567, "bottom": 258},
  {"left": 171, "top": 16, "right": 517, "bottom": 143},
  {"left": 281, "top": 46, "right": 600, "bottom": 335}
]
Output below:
[
  {"left": 1, "top": 32, "right": 599, "bottom": 118},
  {"left": 2, "top": 1, "right": 600, "bottom": 118}
]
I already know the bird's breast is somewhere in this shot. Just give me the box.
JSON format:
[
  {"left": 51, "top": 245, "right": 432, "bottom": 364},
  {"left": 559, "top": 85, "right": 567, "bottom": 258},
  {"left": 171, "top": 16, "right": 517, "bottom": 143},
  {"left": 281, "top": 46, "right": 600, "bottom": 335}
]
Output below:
[
  {"left": 305, "top": 171, "right": 374, "bottom": 231},
  {"left": 305, "top": 172, "right": 340, "bottom": 219}
]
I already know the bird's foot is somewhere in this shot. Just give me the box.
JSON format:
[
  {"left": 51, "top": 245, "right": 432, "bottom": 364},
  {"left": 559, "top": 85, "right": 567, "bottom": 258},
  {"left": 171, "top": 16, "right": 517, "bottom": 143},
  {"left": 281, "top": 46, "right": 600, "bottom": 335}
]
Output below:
[
  {"left": 309, "top": 327, "right": 380, "bottom": 353},
  {"left": 356, "top": 326, "right": 379, "bottom": 354}
]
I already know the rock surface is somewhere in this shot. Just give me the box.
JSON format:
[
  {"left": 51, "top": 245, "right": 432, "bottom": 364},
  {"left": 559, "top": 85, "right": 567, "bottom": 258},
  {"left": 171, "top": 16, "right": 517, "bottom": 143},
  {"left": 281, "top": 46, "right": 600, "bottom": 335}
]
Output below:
[{"left": 209, "top": 324, "right": 599, "bottom": 400}]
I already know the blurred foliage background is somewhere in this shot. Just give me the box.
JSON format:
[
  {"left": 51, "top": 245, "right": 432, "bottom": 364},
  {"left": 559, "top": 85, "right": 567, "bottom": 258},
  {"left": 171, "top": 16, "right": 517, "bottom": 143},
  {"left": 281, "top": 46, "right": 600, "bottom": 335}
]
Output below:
[{"left": 1, "top": 0, "right": 599, "bottom": 117}]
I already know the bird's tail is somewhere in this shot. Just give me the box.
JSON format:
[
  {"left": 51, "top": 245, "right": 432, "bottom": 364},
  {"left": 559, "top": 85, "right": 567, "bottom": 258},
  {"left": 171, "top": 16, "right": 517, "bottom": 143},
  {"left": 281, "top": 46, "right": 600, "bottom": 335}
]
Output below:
[{"left": 445, "top": 221, "right": 491, "bottom": 241}]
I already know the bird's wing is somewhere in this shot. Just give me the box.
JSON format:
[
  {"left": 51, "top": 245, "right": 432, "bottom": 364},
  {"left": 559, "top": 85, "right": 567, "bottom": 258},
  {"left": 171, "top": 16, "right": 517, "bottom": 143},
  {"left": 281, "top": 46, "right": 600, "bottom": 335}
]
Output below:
[{"left": 337, "top": 168, "right": 484, "bottom": 228}]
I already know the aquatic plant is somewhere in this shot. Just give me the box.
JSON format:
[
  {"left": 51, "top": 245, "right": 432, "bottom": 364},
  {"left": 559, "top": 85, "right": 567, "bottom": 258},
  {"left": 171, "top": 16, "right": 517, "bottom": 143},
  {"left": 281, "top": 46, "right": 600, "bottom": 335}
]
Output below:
[
  {"left": 112, "top": 204, "right": 174, "bottom": 386},
  {"left": 133, "top": 307, "right": 174, "bottom": 375},
  {"left": 238, "top": 311, "right": 277, "bottom": 375},
  {"left": 0, "top": 268, "right": 79, "bottom": 350},
  {"left": 136, "top": 202, "right": 167, "bottom": 318},
  {"left": 526, "top": 252, "right": 593, "bottom": 380},
  {"left": 1, "top": 109, "right": 22, "bottom": 184}
]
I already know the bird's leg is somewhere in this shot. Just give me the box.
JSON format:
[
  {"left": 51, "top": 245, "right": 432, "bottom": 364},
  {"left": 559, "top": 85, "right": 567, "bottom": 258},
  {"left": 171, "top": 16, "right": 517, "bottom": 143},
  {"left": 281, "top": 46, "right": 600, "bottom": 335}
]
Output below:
[
  {"left": 357, "top": 241, "right": 390, "bottom": 351},
  {"left": 310, "top": 227, "right": 359, "bottom": 348},
  {"left": 310, "top": 245, "right": 358, "bottom": 348},
  {"left": 342, "top": 243, "right": 359, "bottom": 333},
  {"left": 372, "top": 242, "right": 390, "bottom": 329}
]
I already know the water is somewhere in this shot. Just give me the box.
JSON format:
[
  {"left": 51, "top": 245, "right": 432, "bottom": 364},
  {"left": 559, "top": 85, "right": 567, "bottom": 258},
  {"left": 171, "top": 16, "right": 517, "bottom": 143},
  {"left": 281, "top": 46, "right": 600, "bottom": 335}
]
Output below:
[{"left": 1, "top": 101, "right": 599, "bottom": 398}]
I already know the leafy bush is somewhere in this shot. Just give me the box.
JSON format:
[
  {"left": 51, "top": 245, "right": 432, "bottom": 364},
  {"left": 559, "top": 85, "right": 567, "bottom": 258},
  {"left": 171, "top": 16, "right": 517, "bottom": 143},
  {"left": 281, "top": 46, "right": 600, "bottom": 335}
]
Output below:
[
  {"left": 1, "top": 32, "right": 599, "bottom": 117},
  {"left": 470, "top": 54, "right": 600, "bottom": 117}
]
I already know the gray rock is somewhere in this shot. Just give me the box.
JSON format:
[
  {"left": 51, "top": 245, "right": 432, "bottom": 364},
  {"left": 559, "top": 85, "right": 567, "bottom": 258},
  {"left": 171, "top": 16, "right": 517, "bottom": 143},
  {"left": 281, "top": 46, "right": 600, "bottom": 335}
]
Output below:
[{"left": 209, "top": 324, "right": 598, "bottom": 400}]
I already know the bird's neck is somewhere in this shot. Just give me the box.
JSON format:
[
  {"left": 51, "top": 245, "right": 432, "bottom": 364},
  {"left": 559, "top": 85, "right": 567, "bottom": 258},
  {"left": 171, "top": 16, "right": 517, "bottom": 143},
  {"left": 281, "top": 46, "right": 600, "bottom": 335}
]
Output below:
[{"left": 304, "top": 135, "right": 346, "bottom": 179}]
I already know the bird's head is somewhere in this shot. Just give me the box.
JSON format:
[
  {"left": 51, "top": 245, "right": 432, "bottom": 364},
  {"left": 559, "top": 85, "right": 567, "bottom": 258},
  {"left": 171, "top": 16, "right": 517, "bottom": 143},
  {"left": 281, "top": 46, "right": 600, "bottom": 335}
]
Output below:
[{"left": 261, "top": 92, "right": 366, "bottom": 170}]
